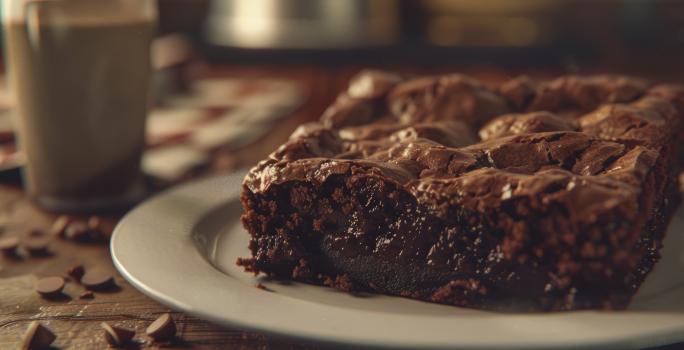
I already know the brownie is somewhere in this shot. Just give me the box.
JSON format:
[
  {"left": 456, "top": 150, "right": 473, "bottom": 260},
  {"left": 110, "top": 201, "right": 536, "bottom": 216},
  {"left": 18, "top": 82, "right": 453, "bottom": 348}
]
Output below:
[{"left": 238, "top": 70, "right": 683, "bottom": 311}]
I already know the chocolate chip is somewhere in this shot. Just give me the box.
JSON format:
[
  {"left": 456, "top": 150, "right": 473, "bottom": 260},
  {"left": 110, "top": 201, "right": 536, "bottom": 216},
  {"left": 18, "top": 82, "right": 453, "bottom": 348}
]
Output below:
[
  {"left": 81, "top": 269, "right": 115, "bottom": 291},
  {"left": 35, "top": 276, "right": 65, "bottom": 298},
  {"left": 64, "top": 219, "right": 106, "bottom": 243},
  {"left": 67, "top": 264, "right": 85, "bottom": 282},
  {"left": 79, "top": 290, "right": 94, "bottom": 299},
  {"left": 87, "top": 216, "right": 108, "bottom": 240},
  {"left": 22, "top": 236, "right": 51, "bottom": 256},
  {"left": 64, "top": 221, "right": 91, "bottom": 242},
  {"left": 21, "top": 321, "right": 55, "bottom": 350},
  {"left": 51, "top": 216, "right": 72, "bottom": 238},
  {"left": 146, "top": 313, "right": 176, "bottom": 342},
  {"left": 101, "top": 322, "right": 135, "bottom": 347},
  {"left": 0, "top": 236, "right": 20, "bottom": 256}
]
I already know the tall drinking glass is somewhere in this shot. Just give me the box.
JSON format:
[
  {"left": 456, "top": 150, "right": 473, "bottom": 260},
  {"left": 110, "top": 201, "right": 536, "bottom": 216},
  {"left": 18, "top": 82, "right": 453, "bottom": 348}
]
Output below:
[{"left": 2, "top": 0, "right": 157, "bottom": 212}]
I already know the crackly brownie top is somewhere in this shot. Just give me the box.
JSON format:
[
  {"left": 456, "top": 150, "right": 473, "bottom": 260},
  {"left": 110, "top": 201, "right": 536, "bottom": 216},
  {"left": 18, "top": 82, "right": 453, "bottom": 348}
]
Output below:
[{"left": 245, "top": 70, "right": 682, "bottom": 221}]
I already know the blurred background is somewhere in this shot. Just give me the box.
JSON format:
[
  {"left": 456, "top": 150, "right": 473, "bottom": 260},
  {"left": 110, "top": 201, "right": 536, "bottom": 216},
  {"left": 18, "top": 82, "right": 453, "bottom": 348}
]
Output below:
[
  {"left": 1, "top": 0, "right": 684, "bottom": 182},
  {"left": 171, "top": 0, "right": 684, "bottom": 67}
]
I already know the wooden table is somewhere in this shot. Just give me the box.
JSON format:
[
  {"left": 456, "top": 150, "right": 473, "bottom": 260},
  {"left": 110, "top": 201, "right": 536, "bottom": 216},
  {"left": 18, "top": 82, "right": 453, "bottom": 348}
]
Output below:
[
  {"left": 1, "top": 64, "right": 682, "bottom": 349},
  {"left": 0, "top": 65, "right": 344, "bottom": 349}
]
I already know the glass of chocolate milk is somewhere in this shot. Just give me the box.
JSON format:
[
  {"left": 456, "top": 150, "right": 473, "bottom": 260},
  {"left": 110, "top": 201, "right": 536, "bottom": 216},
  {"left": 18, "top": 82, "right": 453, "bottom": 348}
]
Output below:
[{"left": 2, "top": 0, "right": 157, "bottom": 212}]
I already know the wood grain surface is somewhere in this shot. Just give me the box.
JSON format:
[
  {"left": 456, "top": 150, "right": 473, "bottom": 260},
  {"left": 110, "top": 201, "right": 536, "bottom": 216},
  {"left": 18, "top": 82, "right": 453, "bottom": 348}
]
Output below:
[
  {"left": 1, "top": 64, "right": 683, "bottom": 350},
  {"left": 0, "top": 66, "right": 342, "bottom": 350}
]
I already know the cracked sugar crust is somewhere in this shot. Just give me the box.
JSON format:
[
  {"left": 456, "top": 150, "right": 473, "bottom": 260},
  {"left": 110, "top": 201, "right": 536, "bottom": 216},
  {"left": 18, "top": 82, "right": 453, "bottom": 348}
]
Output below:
[
  {"left": 246, "top": 129, "right": 658, "bottom": 224},
  {"left": 245, "top": 73, "right": 679, "bottom": 221}
]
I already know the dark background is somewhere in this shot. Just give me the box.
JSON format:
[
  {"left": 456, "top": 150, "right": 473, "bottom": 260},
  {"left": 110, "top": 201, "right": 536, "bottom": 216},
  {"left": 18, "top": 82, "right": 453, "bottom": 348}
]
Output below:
[{"left": 154, "top": 0, "right": 684, "bottom": 73}]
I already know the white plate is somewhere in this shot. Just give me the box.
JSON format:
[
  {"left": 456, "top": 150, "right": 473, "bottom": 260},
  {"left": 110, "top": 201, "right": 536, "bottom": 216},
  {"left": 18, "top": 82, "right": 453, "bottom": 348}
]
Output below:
[{"left": 111, "top": 171, "right": 684, "bottom": 349}]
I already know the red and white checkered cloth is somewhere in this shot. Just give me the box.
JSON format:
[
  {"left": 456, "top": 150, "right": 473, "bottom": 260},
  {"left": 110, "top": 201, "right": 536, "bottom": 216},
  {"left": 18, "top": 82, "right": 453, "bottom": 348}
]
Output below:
[{"left": 0, "top": 77, "right": 305, "bottom": 180}]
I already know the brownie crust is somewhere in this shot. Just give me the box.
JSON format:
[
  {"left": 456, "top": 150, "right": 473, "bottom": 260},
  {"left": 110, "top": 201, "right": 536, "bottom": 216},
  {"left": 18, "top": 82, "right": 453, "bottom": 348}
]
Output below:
[{"left": 238, "top": 71, "right": 683, "bottom": 311}]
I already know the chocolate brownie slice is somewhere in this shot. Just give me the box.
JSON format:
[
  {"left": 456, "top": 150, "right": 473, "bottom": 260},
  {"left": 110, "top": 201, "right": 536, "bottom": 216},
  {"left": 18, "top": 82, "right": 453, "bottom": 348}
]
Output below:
[{"left": 238, "top": 71, "right": 682, "bottom": 311}]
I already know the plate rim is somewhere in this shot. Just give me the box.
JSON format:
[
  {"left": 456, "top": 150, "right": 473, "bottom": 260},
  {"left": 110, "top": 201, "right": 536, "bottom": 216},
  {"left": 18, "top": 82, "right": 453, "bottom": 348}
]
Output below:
[{"left": 111, "top": 171, "right": 684, "bottom": 350}]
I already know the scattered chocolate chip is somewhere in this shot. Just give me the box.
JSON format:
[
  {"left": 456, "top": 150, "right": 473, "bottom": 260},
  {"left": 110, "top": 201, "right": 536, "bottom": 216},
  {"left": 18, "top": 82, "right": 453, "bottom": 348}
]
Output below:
[
  {"left": 22, "top": 236, "right": 51, "bottom": 256},
  {"left": 64, "top": 221, "right": 91, "bottom": 242},
  {"left": 51, "top": 216, "right": 72, "bottom": 238},
  {"left": 64, "top": 219, "right": 106, "bottom": 243},
  {"left": 0, "top": 236, "right": 20, "bottom": 256},
  {"left": 101, "top": 322, "right": 135, "bottom": 347},
  {"left": 81, "top": 269, "right": 115, "bottom": 291},
  {"left": 21, "top": 321, "right": 55, "bottom": 350},
  {"left": 146, "top": 313, "right": 176, "bottom": 342},
  {"left": 35, "top": 276, "right": 65, "bottom": 298},
  {"left": 79, "top": 290, "right": 94, "bottom": 299},
  {"left": 67, "top": 264, "right": 85, "bottom": 282},
  {"left": 87, "top": 216, "right": 108, "bottom": 240}
]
